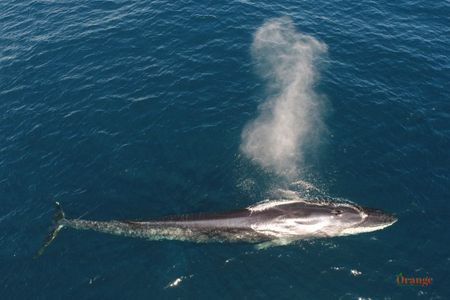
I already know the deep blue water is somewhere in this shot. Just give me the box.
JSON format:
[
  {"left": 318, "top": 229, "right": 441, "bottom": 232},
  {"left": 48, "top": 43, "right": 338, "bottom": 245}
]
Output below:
[{"left": 1, "top": 0, "right": 449, "bottom": 299}]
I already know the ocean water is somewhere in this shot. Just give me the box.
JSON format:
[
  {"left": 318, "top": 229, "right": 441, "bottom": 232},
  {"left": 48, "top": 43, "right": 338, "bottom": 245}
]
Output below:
[{"left": 1, "top": 0, "right": 449, "bottom": 299}]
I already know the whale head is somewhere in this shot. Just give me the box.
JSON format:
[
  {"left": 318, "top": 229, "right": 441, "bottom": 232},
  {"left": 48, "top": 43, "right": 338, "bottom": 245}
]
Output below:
[
  {"left": 248, "top": 199, "right": 397, "bottom": 238},
  {"left": 298, "top": 202, "right": 397, "bottom": 236},
  {"left": 339, "top": 206, "right": 397, "bottom": 235}
]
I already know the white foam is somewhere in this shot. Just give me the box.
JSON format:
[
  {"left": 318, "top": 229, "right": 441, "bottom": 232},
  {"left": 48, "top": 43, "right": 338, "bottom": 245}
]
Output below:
[
  {"left": 240, "top": 17, "right": 327, "bottom": 177},
  {"left": 248, "top": 199, "right": 305, "bottom": 212},
  {"left": 168, "top": 278, "right": 182, "bottom": 287},
  {"left": 165, "top": 274, "right": 194, "bottom": 289},
  {"left": 248, "top": 197, "right": 365, "bottom": 215}
]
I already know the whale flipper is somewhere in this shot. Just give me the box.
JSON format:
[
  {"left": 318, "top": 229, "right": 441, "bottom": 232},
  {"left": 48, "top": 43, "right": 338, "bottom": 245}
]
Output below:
[{"left": 254, "top": 238, "right": 294, "bottom": 250}]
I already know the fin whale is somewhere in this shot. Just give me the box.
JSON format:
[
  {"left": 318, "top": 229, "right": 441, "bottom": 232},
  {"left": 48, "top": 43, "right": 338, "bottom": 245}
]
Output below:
[{"left": 35, "top": 199, "right": 397, "bottom": 257}]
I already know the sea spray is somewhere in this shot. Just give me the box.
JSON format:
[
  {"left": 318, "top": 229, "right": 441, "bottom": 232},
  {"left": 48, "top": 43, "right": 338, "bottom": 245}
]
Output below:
[{"left": 241, "top": 17, "right": 327, "bottom": 177}]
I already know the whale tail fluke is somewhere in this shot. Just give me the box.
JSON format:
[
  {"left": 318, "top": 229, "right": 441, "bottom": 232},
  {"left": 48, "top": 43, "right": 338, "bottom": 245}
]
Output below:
[{"left": 34, "top": 202, "right": 66, "bottom": 258}]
